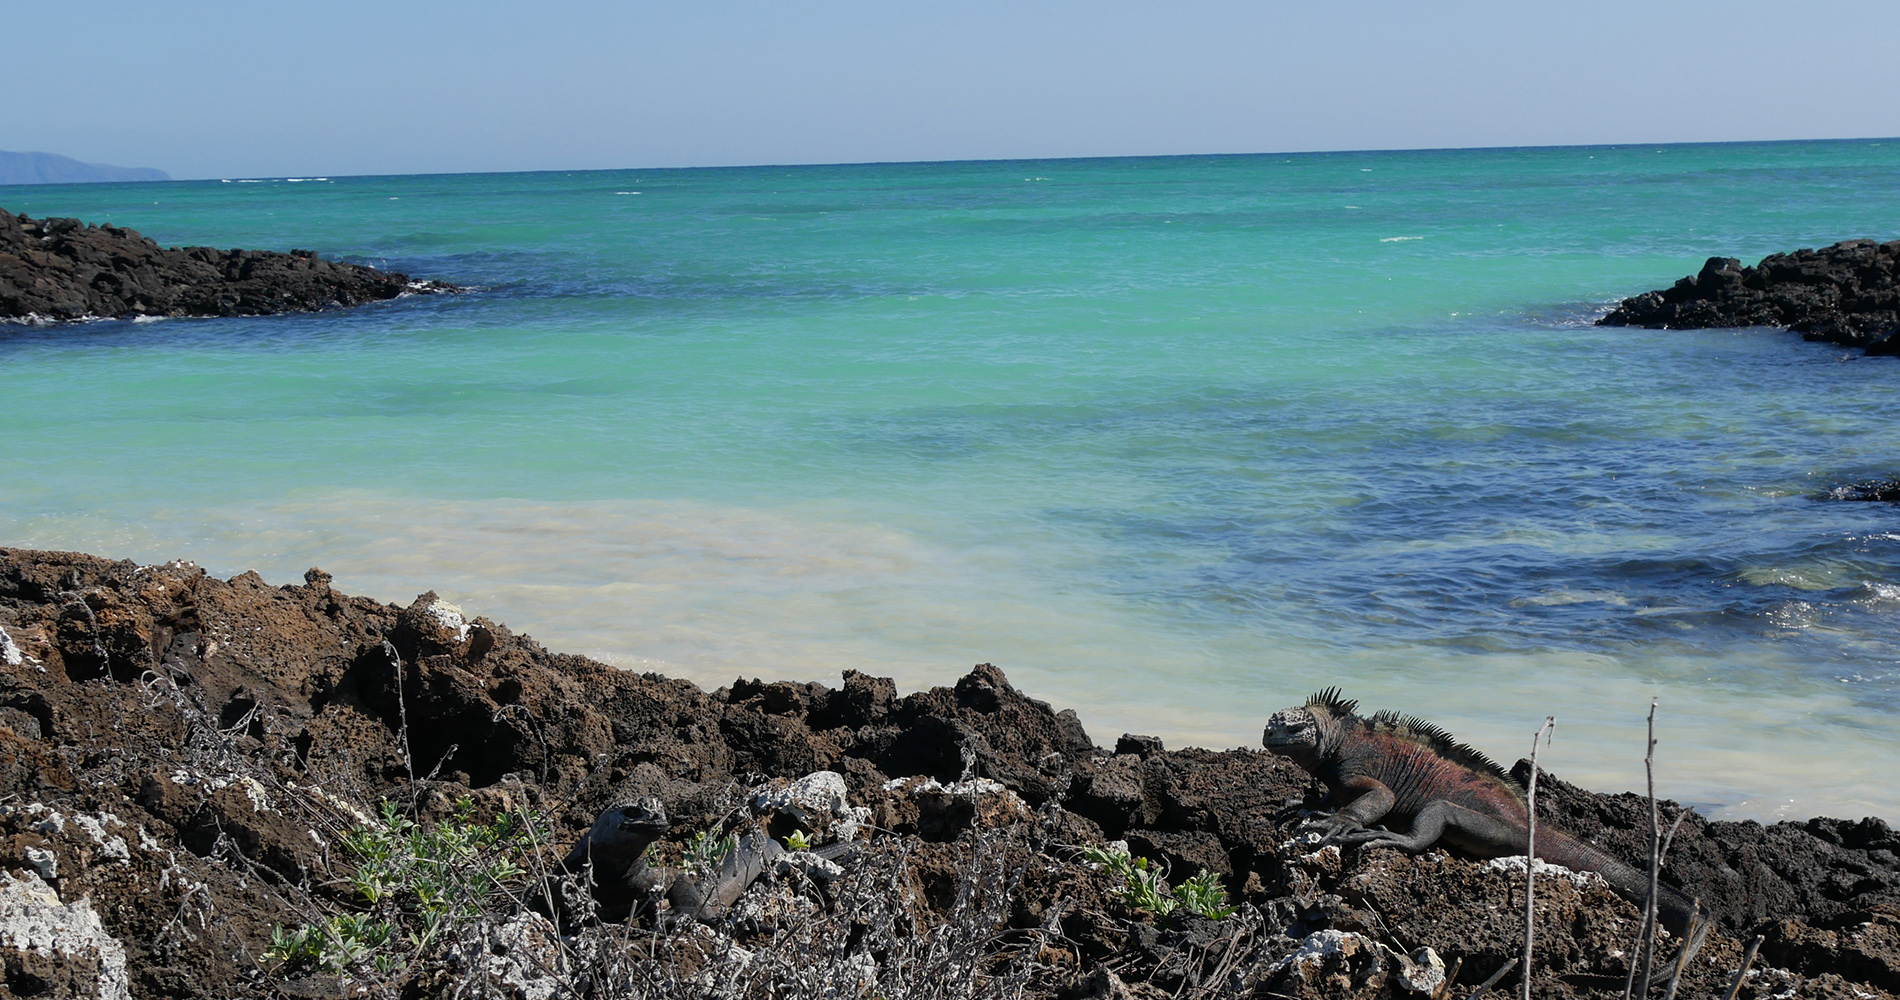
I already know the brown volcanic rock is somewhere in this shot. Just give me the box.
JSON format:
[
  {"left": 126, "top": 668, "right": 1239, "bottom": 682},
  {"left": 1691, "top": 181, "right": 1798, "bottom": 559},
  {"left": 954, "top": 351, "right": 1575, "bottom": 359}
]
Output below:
[
  {"left": 1597, "top": 239, "right": 1900, "bottom": 352},
  {"left": 1520, "top": 760, "right": 1900, "bottom": 948},
  {"left": 0, "top": 209, "right": 457, "bottom": 322},
  {"left": 0, "top": 545, "right": 1897, "bottom": 998}
]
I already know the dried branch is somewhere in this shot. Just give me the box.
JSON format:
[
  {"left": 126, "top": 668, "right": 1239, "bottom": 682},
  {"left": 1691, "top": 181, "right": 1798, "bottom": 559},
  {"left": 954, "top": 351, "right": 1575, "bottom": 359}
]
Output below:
[
  {"left": 1468, "top": 957, "right": 1519, "bottom": 1000},
  {"left": 1722, "top": 935, "right": 1765, "bottom": 1000},
  {"left": 1522, "top": 715, "right": 1554, "bottom": 1000},
  {"left": 1623, "top": 698, "right": 1662, "bottom": 1000}
]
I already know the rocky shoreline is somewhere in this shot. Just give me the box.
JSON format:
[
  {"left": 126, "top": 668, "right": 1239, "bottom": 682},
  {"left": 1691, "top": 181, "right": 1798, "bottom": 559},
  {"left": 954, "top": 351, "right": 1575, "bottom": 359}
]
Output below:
[
  {"left": 0, "top": 210, "right": 458, "bottom": 324},
  {"left": 1597, "top": 239, "right": 1900, "bottom": 353},
  {"left": 0, "top": 547, "right": 1893, "bottom": 998}
]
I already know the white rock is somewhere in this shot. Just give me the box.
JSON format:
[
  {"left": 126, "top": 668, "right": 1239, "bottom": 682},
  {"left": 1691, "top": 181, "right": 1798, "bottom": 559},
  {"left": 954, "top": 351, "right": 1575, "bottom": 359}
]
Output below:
[
  {"left": 0, "top": 625, "right": 22, "bottom": 667},
  {"left": 1272, "top": 928, "right": 1381, "bottom": 983},
  {"left": 752, "top": 771, "right": 871, "bottom": 842},
  {"left": 0, "top": 873, "right": 130, "bottom": 1000},
  {"left": 1398, "top": 945, "right": 1447, "bottom": 994},
  {"left": 23, "top": 846, "right": 57, "bottom": 880},
  {"left": 71, "top": 814, "right": 130, "bottom": 863}
]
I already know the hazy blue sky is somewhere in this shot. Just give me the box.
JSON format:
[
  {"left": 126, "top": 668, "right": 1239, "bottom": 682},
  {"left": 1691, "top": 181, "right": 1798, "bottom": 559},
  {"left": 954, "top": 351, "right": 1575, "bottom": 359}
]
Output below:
[{"left": 10, "top": 0, "right": 1899, "bottom": 178}]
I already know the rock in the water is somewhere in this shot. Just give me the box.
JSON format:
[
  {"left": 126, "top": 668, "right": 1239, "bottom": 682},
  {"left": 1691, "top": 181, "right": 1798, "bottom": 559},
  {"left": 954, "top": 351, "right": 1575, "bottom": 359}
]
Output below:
[
  {"left": 0, "top": 208, "right": 459, "bottom": 323},
  {"left": 1824, "top": 478, "right": 1900, "bottom": 502},
  {"left": 1597, "top": 239, "right": 1900, "bottom": 352}
]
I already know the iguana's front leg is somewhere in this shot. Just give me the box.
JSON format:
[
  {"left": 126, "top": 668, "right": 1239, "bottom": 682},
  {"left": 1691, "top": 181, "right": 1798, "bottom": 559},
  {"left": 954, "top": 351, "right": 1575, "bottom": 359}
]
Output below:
[
  {"left": 1304, "top": 775, "right": 1396, "bottom": 844},
  {"left": 1341, "top": 798, "right": 1527, "bottom": 855}
]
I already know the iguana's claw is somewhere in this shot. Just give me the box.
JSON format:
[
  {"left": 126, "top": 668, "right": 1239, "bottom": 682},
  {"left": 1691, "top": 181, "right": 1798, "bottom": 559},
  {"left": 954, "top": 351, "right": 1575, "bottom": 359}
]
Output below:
[
  {"left": 1335, "top": 826, "right": 1397, "bottom": 847},
  {"left": 1300, "top": 814, "right": 1366, "bottom": 845}
]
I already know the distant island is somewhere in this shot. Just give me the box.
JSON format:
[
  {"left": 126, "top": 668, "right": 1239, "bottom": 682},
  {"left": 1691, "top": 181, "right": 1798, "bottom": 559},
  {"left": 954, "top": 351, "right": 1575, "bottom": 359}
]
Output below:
[{"left": 0, "top": 149, "right": 170, "bottom": 186}]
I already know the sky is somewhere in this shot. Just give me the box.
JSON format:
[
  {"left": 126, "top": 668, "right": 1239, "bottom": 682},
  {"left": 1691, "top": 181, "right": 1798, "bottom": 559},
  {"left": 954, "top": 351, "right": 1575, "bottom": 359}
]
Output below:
[{"left": 8, "top": 0, "right": 1900, "bottom": 179}]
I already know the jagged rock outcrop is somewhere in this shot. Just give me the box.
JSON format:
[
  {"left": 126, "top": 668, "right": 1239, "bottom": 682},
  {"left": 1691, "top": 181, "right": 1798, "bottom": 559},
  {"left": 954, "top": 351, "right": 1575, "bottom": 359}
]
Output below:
[
  {"left": 0, "top": 546, "right": 1893, "bottom": 998},
  {"left": 0, "top": 209, "right": 457, "bottom": 323},
  {"left": 1598, "top": 239, "right": 1900, "bottom": 353}
]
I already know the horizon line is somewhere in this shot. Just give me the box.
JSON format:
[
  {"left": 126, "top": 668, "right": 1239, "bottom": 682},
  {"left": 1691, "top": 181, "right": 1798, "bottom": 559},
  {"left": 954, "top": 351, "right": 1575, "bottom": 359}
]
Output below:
[{"left": 7, "top": 133, "right": 1897, "bottom": 188}]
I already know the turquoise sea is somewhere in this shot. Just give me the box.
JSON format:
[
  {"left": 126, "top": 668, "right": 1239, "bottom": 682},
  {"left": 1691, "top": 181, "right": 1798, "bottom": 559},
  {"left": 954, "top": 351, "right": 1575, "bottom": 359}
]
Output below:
[{"left": 5, "top": 140, "right": 1900, "bottom": 821}]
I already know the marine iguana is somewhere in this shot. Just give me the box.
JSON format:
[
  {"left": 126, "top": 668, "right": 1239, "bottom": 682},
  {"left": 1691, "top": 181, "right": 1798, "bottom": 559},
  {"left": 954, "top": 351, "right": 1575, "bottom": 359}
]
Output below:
[
  {"left": 1263, "top": 690, "right": 1710, "bottom": 977},
  {"left": 562, "top": 797, "right": 857, "bottom": 925}
]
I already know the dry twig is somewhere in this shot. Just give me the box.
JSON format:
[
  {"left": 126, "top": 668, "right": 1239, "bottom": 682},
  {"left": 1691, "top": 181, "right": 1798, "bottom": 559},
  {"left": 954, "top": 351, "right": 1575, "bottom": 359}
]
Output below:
[
  {"left": 1721, "top": 935, "right": 1765, "bottom": 1000},
  {"left": 1468, "top": 957, "right": 1518, "bottom": 1000},
  {"left": 1522, "top": 715, "right": 1554, "bottom": 1000},
  {"left": 1623, "top": 698, "right": 1662, "bottom": 1000}
]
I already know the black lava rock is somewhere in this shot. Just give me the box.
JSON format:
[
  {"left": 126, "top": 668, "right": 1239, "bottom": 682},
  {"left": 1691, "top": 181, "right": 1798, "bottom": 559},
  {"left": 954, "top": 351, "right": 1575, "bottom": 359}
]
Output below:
[
  {"left": 0, "top": 208, "right": 459, "bottom": 323},
  {"left": 1597, "top": 239, "right": 1900, "bottom": 352}
]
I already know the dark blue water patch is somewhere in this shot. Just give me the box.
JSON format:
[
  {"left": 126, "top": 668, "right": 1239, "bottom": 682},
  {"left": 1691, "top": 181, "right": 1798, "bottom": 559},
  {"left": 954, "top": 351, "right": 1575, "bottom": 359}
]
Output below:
[
  {"left": 333, "top": 245, "right": 942, "bottom": 306},
  {"left": 0, "top": 290, "right": 476, "bottom": 353},
  {"left": 838, "top": 345, "right": 1900, "bottom": 705}
]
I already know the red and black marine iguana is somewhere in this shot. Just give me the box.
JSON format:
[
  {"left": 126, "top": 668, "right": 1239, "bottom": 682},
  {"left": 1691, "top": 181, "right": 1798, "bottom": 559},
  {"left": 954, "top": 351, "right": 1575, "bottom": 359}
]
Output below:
[{"left": 1263, "top": 689, "right": 1711, "bottom": 977}]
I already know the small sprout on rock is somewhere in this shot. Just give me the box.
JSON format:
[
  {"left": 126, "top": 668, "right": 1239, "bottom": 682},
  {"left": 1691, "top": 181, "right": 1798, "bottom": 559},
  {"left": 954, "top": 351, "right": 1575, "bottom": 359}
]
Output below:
[
  {"left": 1078, "top": 845, "right": 1235, "bottom": 921},
  {"left": 686, "top": 828, "right": 738, "bottom": 878},
  {"left": 1176, "top": 869, "right": 1237, "bottom": 920},
  {"left": 784, "top": 829, "right": 815, "bottom": 852}
]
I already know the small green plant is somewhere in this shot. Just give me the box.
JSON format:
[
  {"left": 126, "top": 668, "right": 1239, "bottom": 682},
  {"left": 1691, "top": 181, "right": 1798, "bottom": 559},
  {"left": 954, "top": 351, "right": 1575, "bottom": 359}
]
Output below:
[
  {"left": 1175, "top": 868, "right": 1238, "bottom": 920},
  {"left": 685, "top": 827, "right": 738, "bottom": 878},
  {"left": 1077, "top": 846, "right": 1234, "bottom": 920},
  {"left": 264, "top": 914, "right": 394, "bottom": 972},
  {"left": 265, "top": 796, "right": 535, "bottom": 975},
  {"left": 783, "top": 829, "right": 814, "bottom": 852}
]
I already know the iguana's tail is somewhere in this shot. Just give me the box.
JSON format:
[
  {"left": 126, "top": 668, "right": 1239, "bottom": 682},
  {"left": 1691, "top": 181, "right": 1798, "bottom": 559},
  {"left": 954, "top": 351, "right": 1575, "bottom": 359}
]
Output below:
[{"left": 1534, "top": 828, "right": 1711, "bottom": 983}]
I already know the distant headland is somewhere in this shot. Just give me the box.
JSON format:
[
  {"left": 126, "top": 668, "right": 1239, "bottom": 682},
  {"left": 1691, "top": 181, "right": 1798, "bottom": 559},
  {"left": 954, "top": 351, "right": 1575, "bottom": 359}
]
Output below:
[{"left": 0, "top": 150, "right": 170, "bottom": 186}]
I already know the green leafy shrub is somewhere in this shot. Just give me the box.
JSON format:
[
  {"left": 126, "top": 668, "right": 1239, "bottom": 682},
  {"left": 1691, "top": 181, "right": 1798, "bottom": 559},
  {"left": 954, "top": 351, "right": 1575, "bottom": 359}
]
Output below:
[
  {"left": 265, "top": 796, "right": 536, "bottom": 975},
  {"left": 1076, "top": 845, "right": 1234, "bottom": 920},
  {"left": 1174, "top": 868, "right": 1237, "bottom": 920}
]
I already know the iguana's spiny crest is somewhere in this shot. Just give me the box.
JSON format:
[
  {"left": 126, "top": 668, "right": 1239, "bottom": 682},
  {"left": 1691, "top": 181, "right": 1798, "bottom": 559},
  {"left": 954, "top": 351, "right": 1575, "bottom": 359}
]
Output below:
[
  {"left": 1262, "top": 689, "right": 1711, "bottom": 981},
  {"left": 1264, "top": 689, "right": 1516, "bottom": 793}
]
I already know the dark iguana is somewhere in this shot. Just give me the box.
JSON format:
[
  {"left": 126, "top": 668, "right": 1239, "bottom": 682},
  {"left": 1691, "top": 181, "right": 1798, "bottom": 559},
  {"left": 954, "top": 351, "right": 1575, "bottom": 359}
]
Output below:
[
  {"left": 562, "top": 797, "right": 856, "bottom": 925},
  {"left": 1263, "top": 689, "right": 1711, "bottom": 978}
]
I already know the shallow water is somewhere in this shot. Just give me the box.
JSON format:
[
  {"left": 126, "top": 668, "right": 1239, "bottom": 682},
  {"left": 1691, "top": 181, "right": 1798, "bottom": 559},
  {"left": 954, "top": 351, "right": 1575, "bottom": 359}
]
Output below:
[{"left": 6, "top": 140, "right": 1900, "bottom": 820}]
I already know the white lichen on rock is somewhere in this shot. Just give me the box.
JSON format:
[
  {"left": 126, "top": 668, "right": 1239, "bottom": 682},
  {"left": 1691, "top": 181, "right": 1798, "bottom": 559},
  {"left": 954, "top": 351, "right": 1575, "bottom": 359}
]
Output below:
[
  {"left": 427, "top": 598, "right": 470, "bottom": 642},
  {"left": 71, "top": 813, "right": 130, "bottom": 863},
  {"left": 1272, "top": 929, "right": 1387, "bottom": 991},
  {"left": 1483, "top": 854, "right": 1609, "bottom": 890},
  {"left": 753, "top": 771, "right": 871, "bottom": 842},
  {"left": 449, "top": 911, "right": 565, "bottom": 1000},
  {"left": 1396, "top": 945, "right": 1446, "bottom": 994},
  {"left": 881, "top": 775, "right": 1033, "bottom": 830},
  {"left": 0, "top": 872, "right": 131, "bottom": 1000},
  {"left": 23, "top": 845, "right": 58, "bottom": 880}
]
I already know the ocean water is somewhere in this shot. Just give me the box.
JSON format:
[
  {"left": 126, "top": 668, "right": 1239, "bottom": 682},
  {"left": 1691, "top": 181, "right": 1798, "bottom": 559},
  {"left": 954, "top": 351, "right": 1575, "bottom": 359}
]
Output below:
[{"left": 5, "top": 140, "right": 1900, "bottom": 821}]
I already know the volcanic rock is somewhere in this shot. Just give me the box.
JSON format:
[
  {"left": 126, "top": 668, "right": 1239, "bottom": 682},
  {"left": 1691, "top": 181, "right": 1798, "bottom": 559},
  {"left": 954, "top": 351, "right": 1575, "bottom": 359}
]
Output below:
[
  {"left": 0, "top": 545, "right": 1894, "bottom": 998},
  {"left": 1597, "top": 239, "right": 1900, "bottom": 352},
  {"left": 0, "top": 209, "right": 458, "bottom": 323}
]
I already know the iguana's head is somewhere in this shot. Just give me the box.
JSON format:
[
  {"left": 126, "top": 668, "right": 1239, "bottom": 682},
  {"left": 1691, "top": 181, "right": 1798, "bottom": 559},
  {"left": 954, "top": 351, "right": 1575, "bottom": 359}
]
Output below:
[
  {"left": 1262, "top": 688, "right": 1356, "bottom": 768},
  {"left": 587, "top": 796, "right": 671, "bottom": 850}
]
